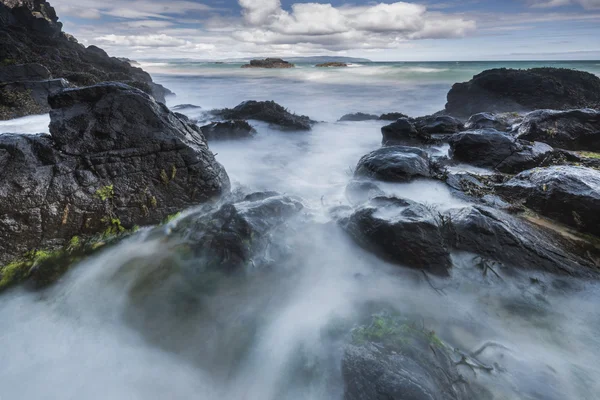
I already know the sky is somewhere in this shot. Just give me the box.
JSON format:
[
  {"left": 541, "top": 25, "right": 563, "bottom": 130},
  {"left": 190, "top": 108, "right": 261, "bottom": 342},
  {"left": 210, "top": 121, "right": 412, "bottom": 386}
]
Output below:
[{"left": 50, "top": 0, "right": 600, "bottom": 61}]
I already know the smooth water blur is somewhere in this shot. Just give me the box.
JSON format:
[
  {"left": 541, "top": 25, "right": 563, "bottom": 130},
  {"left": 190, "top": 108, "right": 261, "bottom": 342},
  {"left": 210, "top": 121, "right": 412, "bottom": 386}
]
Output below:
[{"left": 1, "top": 60, "right": 600, "bottom": 400}]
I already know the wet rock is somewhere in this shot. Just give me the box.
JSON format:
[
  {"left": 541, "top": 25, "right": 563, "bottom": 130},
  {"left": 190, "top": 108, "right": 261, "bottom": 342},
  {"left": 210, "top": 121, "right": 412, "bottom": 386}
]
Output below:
[
  {"left": 241, "top": 58, "right": 294, "bottom": 68},
  {"left": 381, "top": 118, "right": 427, "bottom": 146},
  {"left": 215, "top": 100, "right": 313, "bottom": 131},
  {"left": 337, "top": 197, "right": 452, "bottom": 275},
  {"left": 445, "top": 68, "right": 600, "bottom": 117},
  {"left": 339, "top": 112, "right": 379, "bottom": 122},
  {"left": 444, "top": 205, "right": 598, "bottom": 277},
  {"left": 343, "top": 314, "right": 472, "bottom": 400},
  {"left": 448, "top": 129, "right": 553, "bottom": 173},
  {"left": 0, "top": 82, "right": 229, "bottom": 265},
  {"left": 316, "top": 62, "right": 347, "bottom": 67},
  {"left": 172, "top": 104, "right": 202, "bottom": 111},
  {"left": 496, "top": 166, "right": 600, "bottom": 237},
  {"left": 172, "top": 193, "right": 304, "bottom": 273},
  {"left": 354, "top": 146, "right": 431, "bottom": 182},
  {"left": 516, "top": 109, "right": 600, "bottom": 151},
  {"left": 464, "top": 112, "right": 516, "bottom": 131},
  {"left": 414, "top": 114, "right": 464, "bottom": 134},
  {"left": 345, "top": 180, "right": 385, "bottom": 205},
  {"left": 0, "top": 63, "right": 51, "bottom": 82},
  {"left": 379, "top": 112, "right": 409, "bottom": 121},
  {"left": 0, "top": 78, "right": 69, "bottom": 119},
  {"left": 200, "top": 120, "right": 256, "bottom": 141}
]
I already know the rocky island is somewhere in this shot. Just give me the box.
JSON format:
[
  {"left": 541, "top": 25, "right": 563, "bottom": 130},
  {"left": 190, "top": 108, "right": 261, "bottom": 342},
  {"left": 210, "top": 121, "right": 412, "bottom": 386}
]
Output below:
[
  {"left": 316, "top": 62, "right": 348, "bottom": 67},
  {"left": 241, "top": 58, "right": 295, "bottom": 68}
]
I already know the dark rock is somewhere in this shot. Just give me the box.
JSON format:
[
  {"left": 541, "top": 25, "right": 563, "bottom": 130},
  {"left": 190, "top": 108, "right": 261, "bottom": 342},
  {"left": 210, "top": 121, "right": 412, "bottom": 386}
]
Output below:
[
  {"left": 444, "top": 205, "right": 598, "bottom": 276},
  {"left": 0, "top": 82, "right": 229, "bottom": 264},
  {"left": 148, "top": 82, "right": 174, "bottom": 104},
  {"left": 215, "top": 100, "right": 313, "bottom": 131},
  {"left": 448, "top": 129, "right": 553, "bottom": 173},
  {"left": 337, "top": 197, "right": 452, "bottom": 275},
  {"left": 464, "top": 112, "right": 516, "bottom": 131},
  {"left": 413, "top": 115, "right": 464, "bottom": 134},
  {"left": 381, "top": 118, "right": 427, "bottom": 146},
  {"left": 2, "top": 0, "right": 62, "bottom": 36},
  {"left": 496, "top": 166, "right": 600, "bottom": 236},
  {"left": 316, "top": 62, "right": 347, "bottom": 67},
  {"left": 354, "top": 146, "right": 431, "bottom": 182},
  {"left": 379, "top": 112, "right": 409, "bottom": 121},
  {"left": 0, "top": 62, "right": 51, "bottom": 82},
  {"left": 339, "top": 112, "right": 379, "bottom": 122},
  {"left": 241, "top": 58, "right": 294, "bottom": 69},
  {"left": 446, "top": 68, "right": 600, "bottom": 117},
  {"left": 345, "top": 180, "right": 385, "bottom": 205},
  {"left": 172, "top": 104, "right": 202, "bottom": 111},
  {"left": 343, "top": 315, "right": 472, "bottom": 400},
  {"left": 516, "top": 109, "right": 600, "bottom": 151},
  {"left": 0, "top": 78, "right": 69, "bottom": 119},
  {"left": 172, "top": 193, "right": 303, "bottom": 273},
  {"left": 200, "top": 120, "right": 255, "bottom": 141}
]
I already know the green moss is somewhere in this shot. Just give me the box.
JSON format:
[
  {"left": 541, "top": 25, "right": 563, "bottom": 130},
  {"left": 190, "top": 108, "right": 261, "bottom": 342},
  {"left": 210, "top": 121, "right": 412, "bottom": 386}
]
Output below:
[
  {"left": 0, "top": 260, "right": 33, "bottom": 290},
  {"left": 1, "top": 58, "right": 17, "bottom": 66},
  {"left": 95, "top": 185, "right": 114, "bottom": 201},
  {"left": 101, "top": 217, "right": 126, "bottom": 237},
  {"left": 171, "top": 165, "right": 177, "bottom": 180},
  {"left": 352, "top": 314, "right": 444, "bottom": 349},
  {"left": 68, "top": 236, "right": 81, "bottom": 251},
  {"left": 160, "top": 169, "right": 170, "bottom": 185},
  {"left": 149, "top": 196, "right": 158, "bottom": 208},
  {"left": 162, "top": 212, "right": 182, "bottom": 224},
  {"left": 579, "top": 151, "right": 600, "bottom": 160}
]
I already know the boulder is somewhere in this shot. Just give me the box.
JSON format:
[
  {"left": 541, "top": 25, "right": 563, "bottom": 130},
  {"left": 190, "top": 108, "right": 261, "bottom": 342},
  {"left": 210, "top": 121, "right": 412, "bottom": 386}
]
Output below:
[
  {"left": 496, "top": 166, "right": 600, "bottom": 237},
  {"left": 200, "top": 120, "right": 255, "bottom": 141},
  {"left": 381, "top": 118, "right": 427, "bottom": 146},
  {"left": 464, "top": 112, "right": 516, "bottom": 131},
  {"left": 215, "top": 100, "right": 313, "bottom": 131},
  {"left": 445, "top": 68, "right": 600, "bottom": 117},
  {"left": 316, "top": 62, "right": 347, "bottom": 67},
  {"left": 337, "top": 197, "right": 452, "bottom": 275},
  {"left": 339, "top": 112, "right": 379, "bottom": 122},
  {"left": 448, "top": 129, "right": 553, "bottom": 173},
  {"left": 345, "top": 180, "right": 385, "bottom": 205},
  {"left": 444, "top": 205, "right": 598, "bottom": 277},
  {"left": 0, "top": 82, "right": 229, "bottom": 264},
  {"left": 171, "top": 193, "right": 303, "bottom": 274},
  {"left": 343, "top": 314, "right": 472, "bottom": 400},
  {"left": 241, "top": 58, "right": 294, "bottom": 69},
  {"left": 516, "top": 109, "right": 600, "bottom": 151},
  {"left": 0, "top": 78, "right": 69, "bottom": 119},
  {"left": 414, "top": 115, "right": 464, "bottom": 134},
  {"left": 379, "top": 112, "right": 409, "bottom": 121},
  {"left": 354, "top": 146, "right": 431, "bottom": 182},
  {"left": 0, "top": 62, "right": 51, "bottom": 82}
]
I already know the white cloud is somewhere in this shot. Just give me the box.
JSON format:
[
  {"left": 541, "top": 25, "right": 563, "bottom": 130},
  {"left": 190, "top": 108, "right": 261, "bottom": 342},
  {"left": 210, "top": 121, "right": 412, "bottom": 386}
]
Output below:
[{"left": 96, "top": 34, "right": 189, "bottom": 47}]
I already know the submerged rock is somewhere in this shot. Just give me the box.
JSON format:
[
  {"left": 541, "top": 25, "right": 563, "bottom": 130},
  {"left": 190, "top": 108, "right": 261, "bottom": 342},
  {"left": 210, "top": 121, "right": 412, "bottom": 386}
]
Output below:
[
  {"left": 446, "top": 68, "right": 600, "bottom": 117},
  {"left": 337, "top": 197, "right": 452, "bottom": 275},
  {"left": 381, "top": 118, "right": 427, "bottom": 146},
  {"left": 516, "top": 109, "right": 600, "bottom": 151},
  {"left": 200, "top": 120, "right": 256, "bottom": 141},
  {"left": 0, "top": 82, "right": 229, "bottom": 265},
  {"left": 354, "top": 146, "right": 431, "bottom": 182},
  {"left": 343, "top": 314, "right": 472, "bottom": 400},
  {"left": 339, "top": 112, "right": 379, "bottom": 122},
  {"left": 448, "top": 129, "right": 553, "bottom": 173},
  {"left": 379, "top": 112, "right": 409, "bottom": 121},
  {"left": 241, "top": 58, "right": 294, "bottom": 69},
  {"left": 316, "top": 62, "right": 347, "bottom": 67},
  {"left": 464, "top": 112, "right": 518, "bottom": 131},
  {"left": 215, "top": 100, "right": 313, "bottom": 131},
  {"left": 414, "top": 114, "right": 464, "bottom": 135},
  {"left": 496, "top": 166, "right": 600, "bottom": 237}
]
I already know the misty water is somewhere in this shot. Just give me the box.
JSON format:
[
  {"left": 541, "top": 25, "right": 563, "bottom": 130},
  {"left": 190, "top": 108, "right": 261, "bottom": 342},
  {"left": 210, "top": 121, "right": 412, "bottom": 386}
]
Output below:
[{"left": 2, "top": 61, "right": 600, "bottom": 399}]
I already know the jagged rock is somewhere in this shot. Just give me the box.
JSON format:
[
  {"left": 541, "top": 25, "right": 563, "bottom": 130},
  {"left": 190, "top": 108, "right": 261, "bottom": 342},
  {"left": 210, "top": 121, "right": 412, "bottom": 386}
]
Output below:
[
  {"left": 172, "top": 104, "right": 202, "bottom": 111},
  {"left": 444, "top": 205, "right": 598, "bottom": 277},
  {"left": 0, "top": 78, "right": 69, "bottom": 119},
  {"left": 464, "top": 112, "right": 517, "bottom": 131},
  {"left": 336, "top": 197, "right": 452, "bottom": 275},
  {"left": 381, "top": 118, "right": 427, "bottom": 146},
  {"left": 516, "top": 109, "right": 600, "bottom": 151},
  {"left": 0, "top": 82, "right": 229, "bottom": 264},
  {"left": 0, "top": 62, "right": 50, "bottom": 82},
  {"left": 172, "top": 193, "right": 303, "bottom": 273},
  {"left": 339, "top": 112, "right": 379, "bottom": 122},
  {"left": 316, "top": 62, "right": 347, "bottom": 67},
  {"left": 215, "top": 100, "right": 313, "bottom": 131},
  {"left": 379, "top": 112, "right": 409, "bottom": 121},
  {"left": 343, "top": 315, "right": 472, "bottom": 400},
  {"left": 354, "top": 146, "right": 431, "bottom": 182},
  {"left": 200, "top": 120, "right": 255, "bottom": 141},
  {"left": 446, "top": 68, "right": 600, "bottom": 117},
  {"left": 448, "top": 129, "right": 553, "bottom": 173},
  {"left": 345, "top": 180, "right": 385, "bottom": 205},
  {"left": 414, "top": 115, "right": 464, "bottom": 134},
  {"left": 496, "top": 166, "right": 600, "bottom": 237},
  {"left": 241, "top": 58, "right": 294, "bottom": 69}
]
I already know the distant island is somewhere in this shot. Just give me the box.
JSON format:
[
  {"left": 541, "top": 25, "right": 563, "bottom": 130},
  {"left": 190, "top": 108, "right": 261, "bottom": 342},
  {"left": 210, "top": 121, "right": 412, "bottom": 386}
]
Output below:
[
  {"left": 316, "top": 62, "right": 348, "bottom": 68},
  {"left": 241, "top": 58, "right": 295, "bottom": 69},
  {"left": 284, "top": 56, "right": 370, "bottom": 63}
]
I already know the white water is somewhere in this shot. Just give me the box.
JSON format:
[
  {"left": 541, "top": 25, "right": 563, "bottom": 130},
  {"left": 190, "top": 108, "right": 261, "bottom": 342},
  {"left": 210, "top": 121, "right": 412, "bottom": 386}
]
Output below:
[{"left": 2, "top": 62, "right": 600, "bottom": 399}]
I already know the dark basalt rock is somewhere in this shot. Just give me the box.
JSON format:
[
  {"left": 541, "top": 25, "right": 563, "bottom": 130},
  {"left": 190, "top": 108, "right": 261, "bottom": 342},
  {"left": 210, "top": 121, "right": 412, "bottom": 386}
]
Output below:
[
  {"left": 343, "top": 315, "right": 472, "bottom": 400},
  {"left": 172, "top": 193, "right": 303, "bottom": 273},
  {"left": 0, "top": 82, "right": 229, "bottom": 264},
  {"left": 464, "top": 112, "right": 516, "bottom": 131},
  {"left": 379, "top": 112, "right": 409, "bottom": 121},
  {"left": 496, "top": 166, "right": 600, "bottom": 237},
  {"left": 354, "top": 146, "right": 431, "bottom": 182},
  {"left": 241, "top": 58, "right": 294, "bottom": 69},
  {"left": 0, "top": 78, "right": 69, "bottom": 119},
  {"left": 516, "top": 109, "right": 600, "bottom": 151},
  {"left": 446, "top": 68, "right": 600, "bottom": 117},
  {"left": 0, "top": 62, "right": 51, "bottom": 82},
  {"left": 172, "top": 104, "right": 202, "bottom": 111},
  {"left": 337, "top": 197, "right": 452, "bottom": 275},
  {"left": 444, "top": 205, "right": 598, "bottom": 277},
  {"left": 339, "top": 112, "right": 379, "bottom": 122},
  {"left": 381, "top": 118, "right": 427, "bottom": 146},
  {"left": 200, "top": 120, "right": 256, "bottom": 141},
  {"left": 448, "top": 129, "right": 553, "bottom": 173},
  {"left": 413, "top": 114, "right": 464, "bottom": 134},
  {"left": 215, "top": 100, "right": 313, "bottom": 131}
]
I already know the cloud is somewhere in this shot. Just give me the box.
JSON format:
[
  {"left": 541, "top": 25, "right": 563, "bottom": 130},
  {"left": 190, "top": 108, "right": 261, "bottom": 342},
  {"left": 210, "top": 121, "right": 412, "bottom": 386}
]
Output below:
[
  {"left": 96, "top": 34, "right": 189, "bottom": 47},
  {"left": 56, "top": 0, "right": 215, "bottom": 20},
  {"left": 526, "top": 0, "right": 600, "bottom": 8}
]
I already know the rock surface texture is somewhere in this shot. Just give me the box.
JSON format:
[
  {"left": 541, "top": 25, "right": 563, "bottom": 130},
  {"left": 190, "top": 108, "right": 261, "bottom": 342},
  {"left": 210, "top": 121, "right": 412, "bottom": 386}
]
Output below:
[
  {"left": 0, "top": 83, "right": 229, "bottom": 264},
  {"left": 215, "top": 100, "right": 313, "bottom": 131},
  {"left": 354, "top": 146, "right": 432, "bottom": 182}
]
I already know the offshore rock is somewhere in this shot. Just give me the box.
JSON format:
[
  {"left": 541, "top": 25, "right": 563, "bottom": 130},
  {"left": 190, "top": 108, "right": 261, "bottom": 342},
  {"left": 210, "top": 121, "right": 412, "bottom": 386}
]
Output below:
[
  {"left": 354, "top": 146, "right": 431, "bottom": 182},
  {"left": 215, "top": 100, "right": 313, "bottom": 131}
]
